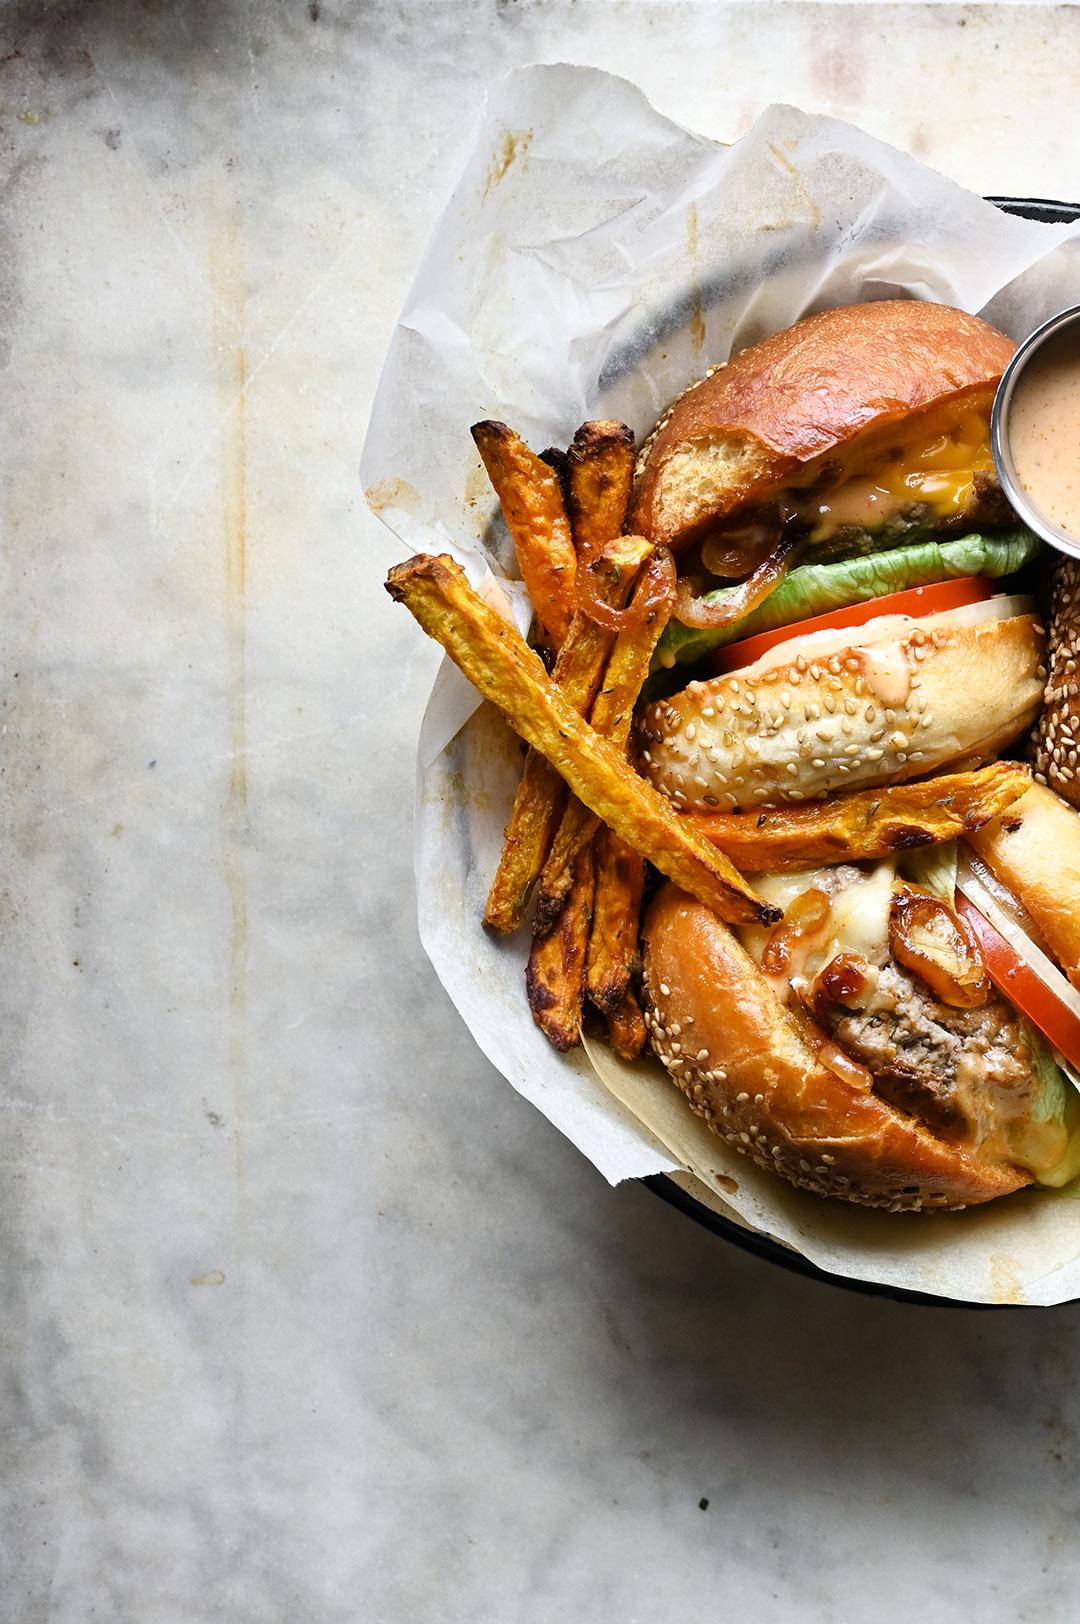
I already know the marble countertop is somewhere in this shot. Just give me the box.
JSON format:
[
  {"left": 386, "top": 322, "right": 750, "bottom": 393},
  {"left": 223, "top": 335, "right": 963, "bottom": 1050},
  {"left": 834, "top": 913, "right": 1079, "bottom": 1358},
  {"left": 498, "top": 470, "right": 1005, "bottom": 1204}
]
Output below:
[{"left": 4, "top": 2, "right": 1080, "bottom": 1619}]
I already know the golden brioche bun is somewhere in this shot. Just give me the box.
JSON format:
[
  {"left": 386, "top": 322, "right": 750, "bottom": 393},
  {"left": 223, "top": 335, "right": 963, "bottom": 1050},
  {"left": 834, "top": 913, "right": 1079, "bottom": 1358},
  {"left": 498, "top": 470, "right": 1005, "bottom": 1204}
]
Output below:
[
  {"left": 630, "top": 301, "right": 1016, "bottom": 551},
  {"left": 966, "top": 783, "right": 1080, "bottom": 991},
  {"left": 642, "top": 883, "right": 1032, "bottom": 1211},
  {"left": 639, "top": 611, "right": 1045, "bottom": 812}
]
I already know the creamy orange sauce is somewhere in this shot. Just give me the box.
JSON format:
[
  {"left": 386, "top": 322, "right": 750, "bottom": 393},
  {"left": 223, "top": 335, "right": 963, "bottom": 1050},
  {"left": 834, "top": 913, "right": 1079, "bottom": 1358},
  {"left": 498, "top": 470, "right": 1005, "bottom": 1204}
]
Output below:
[
  {"left": 1009, "top": 327, "right": 1080, "bottom": 537},
  {"left": 784, "top": 403, "right": 994, "bottom": 540}
]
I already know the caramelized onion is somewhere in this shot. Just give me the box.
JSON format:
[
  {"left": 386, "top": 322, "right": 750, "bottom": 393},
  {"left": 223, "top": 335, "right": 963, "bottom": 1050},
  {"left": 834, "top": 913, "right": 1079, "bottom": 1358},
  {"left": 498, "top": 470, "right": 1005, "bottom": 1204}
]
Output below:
[
  {"left": 674, "top": 532, "right": 797, "bottom": 630},
  {"left": 814, "top": 952, "right": 873, "bottom": 1013},
  {"left": 700, "top": 509, "right": 783, "bottom": 579},
  {"left": 575, "top": 543, "right": 675, "bottom": 634},
  {"left": 760, "top": 887, "right": 832, "bottom": 978},
  {"left": 788, "top": 1002, "right": 874, "bottom": 1092},
  {"left": 889, "top": 882, "right": 991, "bottom": 1008}
]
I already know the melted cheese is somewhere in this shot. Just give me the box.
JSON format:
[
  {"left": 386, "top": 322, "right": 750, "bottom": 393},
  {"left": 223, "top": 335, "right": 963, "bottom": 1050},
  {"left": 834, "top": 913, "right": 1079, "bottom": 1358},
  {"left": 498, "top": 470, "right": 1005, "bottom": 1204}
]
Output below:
[
  {"left": 738, "top": 862, "right": 896, "bottom": 999},
  {"left": 783, "top": 406, "right": 994, "bottom": 541}
]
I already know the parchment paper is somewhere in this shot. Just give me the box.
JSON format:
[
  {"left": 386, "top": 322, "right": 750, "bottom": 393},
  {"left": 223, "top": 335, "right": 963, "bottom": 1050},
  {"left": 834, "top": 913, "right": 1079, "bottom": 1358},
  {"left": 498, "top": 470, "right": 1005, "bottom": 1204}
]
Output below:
[{"left": 362, "top": 62, "right": 1080, "bottom": 1304}]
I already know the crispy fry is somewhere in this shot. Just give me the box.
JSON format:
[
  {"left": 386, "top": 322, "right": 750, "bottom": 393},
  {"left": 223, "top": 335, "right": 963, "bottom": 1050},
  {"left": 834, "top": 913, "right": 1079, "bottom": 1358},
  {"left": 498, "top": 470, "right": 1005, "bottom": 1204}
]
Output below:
[
  {"left": 484, "top": 535, "right": 653, "bottom": 934},
  {"left": 679, "top": 764, "right": 1032, "bottom": 873},
  {"left": 605, "top": 988, "right": 647, "bottom": 1061},
  {"left": 534, "top": 551, "right": 675, "bottom": 931},
  {"left": 483, "top": 755, "right": 569, "bottom": 933},
  {"left": 525, "top": 840, "right": 595, "bottom": 1051},
  {"left": 471, "top": 421, "right": 577, "bottom": 647},
  {"left": 385, "top": 554, "right": 779, "bottom": 927},
  {"left": 567, "top": 421, "right": 636, "bottom": 558},
  {"left": 586, "top": 828, "right": 645, "bottom": 1015}
]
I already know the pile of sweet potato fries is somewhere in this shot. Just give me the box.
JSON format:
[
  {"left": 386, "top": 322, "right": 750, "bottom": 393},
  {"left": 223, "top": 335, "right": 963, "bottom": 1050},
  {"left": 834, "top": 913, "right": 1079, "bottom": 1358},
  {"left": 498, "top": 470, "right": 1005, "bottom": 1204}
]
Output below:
[{"left": 385, "top": 419, "right": 1033, "bottom": 1060}]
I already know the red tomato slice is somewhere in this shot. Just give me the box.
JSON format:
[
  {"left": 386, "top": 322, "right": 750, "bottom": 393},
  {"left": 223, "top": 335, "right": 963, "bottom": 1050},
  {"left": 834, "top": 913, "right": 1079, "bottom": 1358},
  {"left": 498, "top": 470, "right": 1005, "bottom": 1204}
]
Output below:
[
  {"left": 705, "top": 575, "right": 993, "bottom": 676},
  {"left": 955, "top": 894, "right": 1080, "bottom": 1075}
]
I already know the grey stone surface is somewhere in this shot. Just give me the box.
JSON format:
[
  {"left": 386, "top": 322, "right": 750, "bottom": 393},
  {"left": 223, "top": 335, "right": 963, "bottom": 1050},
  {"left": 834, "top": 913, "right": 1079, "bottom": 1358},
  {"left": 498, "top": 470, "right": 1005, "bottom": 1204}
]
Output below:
[{"left": 1, "top": 1, "right": 1080, "bottom": 1619}]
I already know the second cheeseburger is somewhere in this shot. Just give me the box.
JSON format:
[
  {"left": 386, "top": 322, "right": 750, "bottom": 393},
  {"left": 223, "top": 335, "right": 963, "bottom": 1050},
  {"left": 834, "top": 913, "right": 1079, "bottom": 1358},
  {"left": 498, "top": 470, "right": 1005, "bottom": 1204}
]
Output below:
[
  {"left": 634, "top": 300, "right": 1046, "bottom": 811},
  {"left": 630, "top": 300, "right": 1080, "bottom": 1211}
]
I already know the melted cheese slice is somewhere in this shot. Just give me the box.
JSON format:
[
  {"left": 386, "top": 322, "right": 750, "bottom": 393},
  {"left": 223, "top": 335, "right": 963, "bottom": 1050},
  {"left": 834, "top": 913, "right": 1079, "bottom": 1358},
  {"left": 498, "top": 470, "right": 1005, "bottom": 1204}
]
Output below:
[
  {"left": 738, "top": 862, "right": 896, "bottom": 998},
  {"left": 782, "top": 405, "right": 993, "bottom": 541}
]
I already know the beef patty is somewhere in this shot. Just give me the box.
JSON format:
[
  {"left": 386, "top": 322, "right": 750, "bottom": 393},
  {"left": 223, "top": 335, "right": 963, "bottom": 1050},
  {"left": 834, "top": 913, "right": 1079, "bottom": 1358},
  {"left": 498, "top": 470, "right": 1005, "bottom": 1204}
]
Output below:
[{"left": 823, "top": 961, "right": 1038, "bottom": 1145}]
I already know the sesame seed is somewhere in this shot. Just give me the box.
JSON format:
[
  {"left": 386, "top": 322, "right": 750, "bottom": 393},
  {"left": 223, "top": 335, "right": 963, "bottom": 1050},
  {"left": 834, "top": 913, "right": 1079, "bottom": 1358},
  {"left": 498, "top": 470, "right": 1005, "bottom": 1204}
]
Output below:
[
  {"left": 659, "top": 983, "right": 670, "bottom": 997},
  {"left": 736, "top": 1091, "right": 749, "bottom": 1102}
]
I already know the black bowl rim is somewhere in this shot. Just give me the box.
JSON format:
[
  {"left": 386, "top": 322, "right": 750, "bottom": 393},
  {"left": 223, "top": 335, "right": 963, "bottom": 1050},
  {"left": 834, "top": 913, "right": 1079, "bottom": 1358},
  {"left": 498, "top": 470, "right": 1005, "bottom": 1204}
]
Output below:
[{"left": 642, "top": 193, "right": 1080, "bottom": 1311}]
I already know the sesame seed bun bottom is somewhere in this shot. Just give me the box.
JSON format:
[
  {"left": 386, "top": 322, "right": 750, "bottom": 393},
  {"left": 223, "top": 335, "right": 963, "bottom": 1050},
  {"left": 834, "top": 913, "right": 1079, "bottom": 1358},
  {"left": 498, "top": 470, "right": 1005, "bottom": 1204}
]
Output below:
[{"left": 641, "top": 883, "right": 1031, "bottom": 1211}]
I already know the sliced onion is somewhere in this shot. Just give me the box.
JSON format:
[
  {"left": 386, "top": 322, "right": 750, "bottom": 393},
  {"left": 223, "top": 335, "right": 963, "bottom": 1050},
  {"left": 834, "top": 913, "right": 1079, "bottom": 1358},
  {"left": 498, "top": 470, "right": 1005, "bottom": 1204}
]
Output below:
[
  {"left": 889, "top": 882, "right": 990, "bottom": 1009},
  {"left": 699, "top": 510, "right": 782, "bottom": 579},
  {"left": 954, "top": 858, "right": 1080, "bottom": 1026},
  {"left": 674, "top": 532, "right": 797, "bottom": 630},
  {"left": 760, "top": 887, "right": 831, "bottom": 978},
  {"left": 575, "top": 543, "right": 676, "bottom": 634},
  {"left": 788, "top": 1001, "right": 873, "bottom": 1092}
]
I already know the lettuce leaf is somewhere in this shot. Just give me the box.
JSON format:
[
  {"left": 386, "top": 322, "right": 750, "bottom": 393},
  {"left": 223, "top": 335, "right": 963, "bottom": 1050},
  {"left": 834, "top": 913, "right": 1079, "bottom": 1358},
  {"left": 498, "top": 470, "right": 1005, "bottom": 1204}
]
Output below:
[{"left": 650, "top": 527, "right": 1043, "bottom": 677}]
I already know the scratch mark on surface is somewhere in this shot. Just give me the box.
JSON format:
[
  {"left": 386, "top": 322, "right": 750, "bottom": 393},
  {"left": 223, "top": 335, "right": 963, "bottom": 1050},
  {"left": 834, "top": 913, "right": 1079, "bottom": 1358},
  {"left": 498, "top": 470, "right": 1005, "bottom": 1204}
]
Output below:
[{"left": 209, "top": 198, "right": 248, "bottom": 1197}]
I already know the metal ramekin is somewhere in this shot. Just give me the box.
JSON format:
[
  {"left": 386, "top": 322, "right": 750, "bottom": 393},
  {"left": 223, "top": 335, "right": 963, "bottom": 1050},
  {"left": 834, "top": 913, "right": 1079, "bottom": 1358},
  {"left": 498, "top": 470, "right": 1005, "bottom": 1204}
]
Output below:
[{"left": 992, "top": 301, "right": 1080, "bottom": 560}]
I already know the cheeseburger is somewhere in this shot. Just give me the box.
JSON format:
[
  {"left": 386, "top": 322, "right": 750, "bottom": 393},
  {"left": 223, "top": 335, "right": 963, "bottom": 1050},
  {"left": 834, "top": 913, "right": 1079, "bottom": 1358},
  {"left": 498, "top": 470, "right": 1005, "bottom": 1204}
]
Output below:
[{"left": 631, "top": 300, "right": 1080, "bottom": 1210}]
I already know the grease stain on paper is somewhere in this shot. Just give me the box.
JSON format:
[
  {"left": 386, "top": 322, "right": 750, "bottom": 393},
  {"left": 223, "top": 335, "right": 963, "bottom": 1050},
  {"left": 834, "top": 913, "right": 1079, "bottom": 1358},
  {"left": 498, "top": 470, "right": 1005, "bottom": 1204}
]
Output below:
[
  {"left": 685, "top": 202, "right": 705, "bottom": 357},
  {"left": 989, "top": 1253, "right": 1027, "bottom": 1305},
  {"left": 483, "top": 128, "right": 533, "bottom": 199},
  {"left": 765, "top": 142, "right": 823, "bottom": 236}
]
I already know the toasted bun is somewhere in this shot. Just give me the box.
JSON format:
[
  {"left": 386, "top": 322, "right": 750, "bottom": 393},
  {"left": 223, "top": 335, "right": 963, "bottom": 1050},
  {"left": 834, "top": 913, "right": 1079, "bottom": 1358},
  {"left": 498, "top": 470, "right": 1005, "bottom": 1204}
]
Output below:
[
  {"left": 967, "top": 783, "right": 1080, "bottom": 990},
  {"left": 630, "top": 301, "right": 1016, "bottom": 551},
  {"left": 639, "top": 611, "right": 1045, "bottom": 811},
  {"left": 1034, "top": 555, "right": 1080, "bottom": 808},
  {"left": 642, "top": 883, "right": 1031, "bottom": 1210}
]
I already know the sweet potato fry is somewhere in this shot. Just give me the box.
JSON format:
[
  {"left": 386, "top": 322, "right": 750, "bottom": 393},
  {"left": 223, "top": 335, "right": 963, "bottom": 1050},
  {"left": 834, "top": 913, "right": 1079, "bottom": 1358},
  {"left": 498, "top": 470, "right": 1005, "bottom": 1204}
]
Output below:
[
  {"left": 586, "top": 827, "right": 645, "bottom": 1015},
  {"left": 471, "top": 421, "right": 577, "bottom": 648},
  {"left": 484, "top": 535, "right": 653, "bottom": 934},
  {"left": 533, "top": 550, "right": 675, "bottom": 931},
  {"left": 605, "top": 987, "right": 647, "bottom": 1061},
  {"left": 525, "top": 840, "right": 595, "bottom": 1051},
  {"left": 533, "top": 805, "right": 603, "bottom": 936},
  {"left": 567, "top": 421, "right": 636, "bottom": 558},
  {"left": 679, "top": 764, "right": 1032, "bottom": 873},
  {"left": 385, "top": 554, "right": 779, "bottom": 927}
]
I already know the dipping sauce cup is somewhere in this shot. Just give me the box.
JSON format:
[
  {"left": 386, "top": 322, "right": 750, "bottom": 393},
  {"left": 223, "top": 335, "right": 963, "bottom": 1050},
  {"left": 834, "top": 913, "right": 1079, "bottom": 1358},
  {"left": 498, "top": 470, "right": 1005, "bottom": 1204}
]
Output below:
[{"left": 993, "top": 303, "right": 1080, "bottom": 560}]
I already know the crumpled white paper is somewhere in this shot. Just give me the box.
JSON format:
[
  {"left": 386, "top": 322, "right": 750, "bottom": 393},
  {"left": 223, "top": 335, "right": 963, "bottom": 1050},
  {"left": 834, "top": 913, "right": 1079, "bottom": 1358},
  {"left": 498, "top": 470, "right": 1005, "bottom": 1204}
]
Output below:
[{"left": 362, "top": 62, "right": 1080, "bottom": 1303}]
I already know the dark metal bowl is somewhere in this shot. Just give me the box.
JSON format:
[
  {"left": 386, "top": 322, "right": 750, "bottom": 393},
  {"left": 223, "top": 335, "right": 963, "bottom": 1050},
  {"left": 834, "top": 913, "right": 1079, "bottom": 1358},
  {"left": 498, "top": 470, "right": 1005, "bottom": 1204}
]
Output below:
[{"left": 644, "top": 195, "right": 1080, "bottom": 1309}]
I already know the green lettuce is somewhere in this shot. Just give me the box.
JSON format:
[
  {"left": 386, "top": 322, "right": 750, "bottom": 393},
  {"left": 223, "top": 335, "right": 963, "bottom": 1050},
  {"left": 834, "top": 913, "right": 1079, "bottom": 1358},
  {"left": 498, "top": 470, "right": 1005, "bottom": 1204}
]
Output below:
[{"left": 650, "top": 527, "right": 1043, "bottom": 677}]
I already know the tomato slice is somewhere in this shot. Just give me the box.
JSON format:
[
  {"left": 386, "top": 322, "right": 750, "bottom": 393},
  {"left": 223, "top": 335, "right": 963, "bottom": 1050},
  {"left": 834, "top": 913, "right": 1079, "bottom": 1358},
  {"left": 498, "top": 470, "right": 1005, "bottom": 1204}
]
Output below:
[
  {"left": 955, "top": 893, "right": 1080, "bottom": 1075},
  {"left": 705, "top": 574, "right": 993, "bottom": 676}
]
